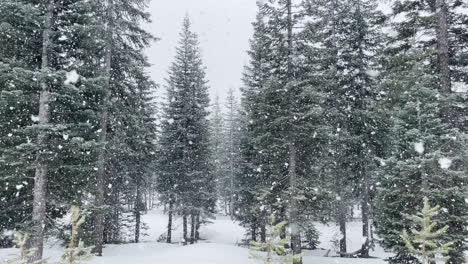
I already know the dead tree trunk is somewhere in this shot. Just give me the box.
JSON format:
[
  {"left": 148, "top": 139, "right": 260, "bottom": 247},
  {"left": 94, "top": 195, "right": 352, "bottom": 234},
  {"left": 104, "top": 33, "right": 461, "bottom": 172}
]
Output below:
[
  {"left": 25, "top": 0, "right": 54, "bottom": 262},
  {"left": 93, "top": 0, "right": 114, "bottom": 256}
]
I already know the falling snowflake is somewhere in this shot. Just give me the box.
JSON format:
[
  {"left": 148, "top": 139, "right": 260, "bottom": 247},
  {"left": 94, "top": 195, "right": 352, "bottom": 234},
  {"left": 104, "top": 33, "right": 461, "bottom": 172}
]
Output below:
[
  {"left": 438, "top": 157, "right": 452, "bottom": 169},
  {"left": 414, "top": 142, "right": 424, "bottom": 154},
  {"left": 64, "top": 70, "right": 79, "bottom": 85}
]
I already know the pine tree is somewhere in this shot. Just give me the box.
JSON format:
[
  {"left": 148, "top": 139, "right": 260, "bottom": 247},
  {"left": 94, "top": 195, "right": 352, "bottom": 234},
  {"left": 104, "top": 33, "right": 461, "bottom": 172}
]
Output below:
[
  {"left": 401, "top": 197, "right": 452, "bottom": 264},
  {"left": 239, "top": 2, "right": 331, "bottom": 257},
  {"left": 59, "top": 206, "right": 93, "bottom": 264},
  {"left": 302, "top": 0, "right": 389, "bottom": 255},
  {"left": 375, "top": 1, "right": 468, "bottom": 262},
  {"left": 88, "top": 0, "right": 155, "bottom": 254},
  {"left": 5, "top": 233, "right": 47, "bottom": 264},
  {"left": 157, "top": 16, "right": 214, "bottom": 245},
  {"left": 210, "top": 97, "right": 229, "bottom": 214},
  {"left": 250, "top": 218, "right": 300, "bottom": 264},
  {"left": 0, "top": 0, "right": 108, "bottom": 261},
  {"left": 222, "top": 89, "right": 242, "bottom": 217},
  {"left": 235, "top": 5, "right": 272, "bottom": 242}
]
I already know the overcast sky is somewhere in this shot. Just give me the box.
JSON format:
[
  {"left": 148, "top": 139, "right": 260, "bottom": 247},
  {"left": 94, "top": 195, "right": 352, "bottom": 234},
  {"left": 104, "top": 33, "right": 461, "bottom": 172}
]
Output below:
[{"left": 145, "top": 0, "right": 258, "bottom": 102}]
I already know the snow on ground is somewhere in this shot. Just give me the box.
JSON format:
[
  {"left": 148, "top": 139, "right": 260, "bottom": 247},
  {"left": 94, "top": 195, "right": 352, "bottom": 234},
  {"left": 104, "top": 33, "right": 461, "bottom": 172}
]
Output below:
[{"left": 0, "top": 208, "right": 391, "bottom": 264}]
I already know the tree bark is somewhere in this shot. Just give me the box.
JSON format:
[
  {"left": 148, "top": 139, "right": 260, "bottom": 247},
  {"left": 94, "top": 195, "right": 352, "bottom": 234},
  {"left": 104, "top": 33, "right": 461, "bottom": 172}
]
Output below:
[
  {"left": 251, "top": 223, "right": 257, "bottom": 242},
  {"left": 167, "top": 202, "right": 173, "bottom": 243},
  {"left": 25, "top": 0, "right": 54, "bottom": 262},
  {"left": 260, "top": 222, "right": 266, "bottom": 243},
  {"left": 134, "top": 184, "right": 141, "bottom": 243},
  {"left": 435, "top": 0, "right": 451, "bottom": 94},
  {"left": 361, "top": 200, "right": 368, "bottom": 237},
  {"left": 361, "top": 168, "right": 372, "bottom": 258},
  {"left": 183, "top": 214, "right": 188, "bottom": 245},
  {"left": 195, "top": 212, "right": 200, "bottom": 242},
  {"left": 338, "top": 201, "right": 347, "bottom": 255},
  {"left": 190, "top": 213, "right": 195, "bottom": 244},
  {"left": 93, "top": 0, "right": 114, "bottom": 256},
  {"left": 288, "top": 143, "right": 302, "bottom": 264}
]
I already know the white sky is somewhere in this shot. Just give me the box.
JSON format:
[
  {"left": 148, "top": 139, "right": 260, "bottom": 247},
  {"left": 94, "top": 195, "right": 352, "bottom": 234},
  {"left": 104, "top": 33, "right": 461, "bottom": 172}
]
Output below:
[{"left": 145, "top": 0, "right": 258, "bottom": 102}]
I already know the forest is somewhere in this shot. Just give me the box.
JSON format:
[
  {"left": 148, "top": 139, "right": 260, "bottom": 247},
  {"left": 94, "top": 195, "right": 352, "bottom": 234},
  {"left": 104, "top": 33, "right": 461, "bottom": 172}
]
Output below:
[{"left": 0, "top": 0, "right": 467, "bottom": 264}]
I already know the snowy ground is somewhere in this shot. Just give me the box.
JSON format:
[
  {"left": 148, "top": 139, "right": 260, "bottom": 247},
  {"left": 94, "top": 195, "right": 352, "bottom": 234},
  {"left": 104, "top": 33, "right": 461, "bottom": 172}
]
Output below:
[{"left": 0, "top": 208, "right": 393, "bottom": 264}]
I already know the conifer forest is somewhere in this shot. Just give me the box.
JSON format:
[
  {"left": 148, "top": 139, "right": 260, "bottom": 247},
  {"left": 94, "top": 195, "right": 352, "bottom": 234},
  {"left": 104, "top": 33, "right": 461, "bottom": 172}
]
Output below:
[{"left": 0, "top": 0, "right": 467, "bottom": 264}]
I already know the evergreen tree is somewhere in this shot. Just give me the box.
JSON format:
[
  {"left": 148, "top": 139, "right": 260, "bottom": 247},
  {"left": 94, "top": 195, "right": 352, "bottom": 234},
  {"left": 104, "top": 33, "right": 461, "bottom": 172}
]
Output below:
[
  {"left": 210, "top": 97, "right": 229, "bottom": 214},
  {"left": 0, "top": 0, "right": 106, "bottom": 261},
  {"left": 250, "top": 218, "right": 299, "bottom": 264},
  {"left": 301, "top": 0, "right": 388, "bottom": 255},
  {"left": 401, "top": 197, "right": 452, "bottom": 264},
  {"left": 376, "top": 50, "right": 467, "bottom": 264},
  {"left": 157, "top": 16, "right": 214, "bottom": 245},
  {"left": 222, "top": 89, "right": 242, "bottom": 217},
  {"left": 235, "top": 5, "right": 272, "bottom": 242},
  {"left": 375, "top": 1, "right": 468, "bottom": 262},
  {"left": 0, "top": 0, "right": 157, "bottom": 258},
  {"left": 89, "top": 0, "right": 156, "bottom": 254}
]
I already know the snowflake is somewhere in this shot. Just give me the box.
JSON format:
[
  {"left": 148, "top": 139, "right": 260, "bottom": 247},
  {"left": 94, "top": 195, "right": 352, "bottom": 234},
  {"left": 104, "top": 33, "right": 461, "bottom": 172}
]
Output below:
[
  {"left": 438, "top": 157, "right": 452, "bottom": 169},
  {"left": 414, "top": 142, "right": 424, "bottom": 154},
  {"left": 64, "top": 70, "right": 79, "bottom": 85}
]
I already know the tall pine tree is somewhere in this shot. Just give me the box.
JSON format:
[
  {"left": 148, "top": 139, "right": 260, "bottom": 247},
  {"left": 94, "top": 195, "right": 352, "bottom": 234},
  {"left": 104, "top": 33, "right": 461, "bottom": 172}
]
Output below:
[{"left": 157, "top": 16, "right": 214, "bottom": 245}]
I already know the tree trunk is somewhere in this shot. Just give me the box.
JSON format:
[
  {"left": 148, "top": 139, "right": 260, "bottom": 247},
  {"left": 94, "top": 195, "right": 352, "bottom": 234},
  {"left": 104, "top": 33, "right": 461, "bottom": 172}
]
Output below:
[
  {"left": 229, "top": 104, "right": 235, "bottom": 218},
  {"left": 338, "top": 201, "right": 347, "bottom": 255},
  {"left": 183, "top": 214, "right": 188, "bottom": 245},
  {"left": 167, "top": 202, "right": 173, "bottom": 243},
  {"left": 25, "top": 0, "right": 54, "bottom": 262},
  {"left": 251, "top": 223, "right": 257, "bottom": 242},
  {"left": 134, "top": 184, "right": 141, "bottom": 243},
  {"left": 195, "top": 212, "right": 200, "bottom": 242},
  {"left": 190, "top": 213, "right": 195, "bottom": 244},
  {"left": 229, "top": 172, "right": 235, "bottom": 218},
  {"left": 279, "top": 207, "right": 287, "bottom": 239},
  {"left": 260, "top": 222, "right": 266, "bottom": 243},
  {"left": 435, "top": 0, "right": 450, "bottom": 93},
  {"left": 361, "top": 199, "right": 368, "bottom": 237},
  {"left": 93, "top": 0, "right": 113, "bottom": 255},
  {"left": 361, "top": 169, "right": 372, "bottom": 258},
  {"left": 288, "top": 143, "right": 302, "bottom": 264}
]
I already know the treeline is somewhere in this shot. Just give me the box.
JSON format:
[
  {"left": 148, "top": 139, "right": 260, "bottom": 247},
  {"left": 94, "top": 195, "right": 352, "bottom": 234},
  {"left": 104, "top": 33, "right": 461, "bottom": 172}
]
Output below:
[
  {"left": 1, "top": 0, "right": 467, "bottom": 264},
  {"left": 228, "top": 0, "right": 468, "bottom": 264},
  {"left": 0, "top": 0, "right": 157, "bottom": 262}
]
